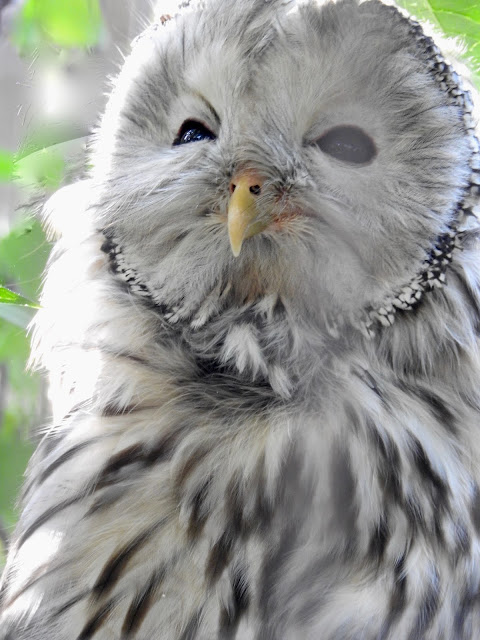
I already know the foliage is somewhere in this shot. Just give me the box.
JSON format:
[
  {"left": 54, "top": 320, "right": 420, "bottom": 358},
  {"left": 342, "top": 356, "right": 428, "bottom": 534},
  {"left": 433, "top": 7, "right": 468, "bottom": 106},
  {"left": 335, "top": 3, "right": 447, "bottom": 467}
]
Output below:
[
  {"left": 0, "top": 221, "right": 50, "bottom": 561},
  {"left": 13, "top": 0, "right": 102, "bottom": 53},
  {"left": 0, "top": 151, "right": 15, "bottom": 182},
  {"left": 16, "top": 146, "right": 66, "bottom": 190},
  {"left": 397, "top": 0, "right": 480, "bottom": 88}
]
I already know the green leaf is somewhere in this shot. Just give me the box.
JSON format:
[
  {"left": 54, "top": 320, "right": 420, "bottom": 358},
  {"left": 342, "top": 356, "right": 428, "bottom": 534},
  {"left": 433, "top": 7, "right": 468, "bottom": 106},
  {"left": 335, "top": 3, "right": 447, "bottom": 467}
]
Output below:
[
  {"left": 16, "top": 147, "right": 66, "bottom": 191},
  {"left": 397, "top": 0, "right": 480, "bottom": 88},
  {"left": 0, "top": 411, "right": 34, "bottom": 530},
  {"left": 0, "top": 321, "right": 39, "bottom": 533},
  {"left": 0, "top": 322, "right": 39, "bottom": 414},
  {"left": 0, "top": 151, "right": 15, "bottom": 182},
  {"left": 0, "top": 220, "right": 50, "bottom": 302},
  {"left": 429, "top": 1, "right": 480, "bottom": 23},
  {"left": 0, "top": 303, "right": 37, "bottom": 329},
  {"left": 13, "top": 0, "right": 103, "bottom": 52},
  {"left": 0, "top": 287, "right": 39, "bottom": 309},
  {"left": 0, "top": 537, "right": 5, "bottom": 571},
  {"left": 0, "top": 322, "right": 30, "bottom": 363}
]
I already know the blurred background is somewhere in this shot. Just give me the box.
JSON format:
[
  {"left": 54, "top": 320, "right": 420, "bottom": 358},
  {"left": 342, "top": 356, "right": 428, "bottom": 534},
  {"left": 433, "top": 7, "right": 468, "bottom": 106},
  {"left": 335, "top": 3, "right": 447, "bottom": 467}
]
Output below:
[{"left": 0, "top": 0, "right": 478, "bottom": 568}]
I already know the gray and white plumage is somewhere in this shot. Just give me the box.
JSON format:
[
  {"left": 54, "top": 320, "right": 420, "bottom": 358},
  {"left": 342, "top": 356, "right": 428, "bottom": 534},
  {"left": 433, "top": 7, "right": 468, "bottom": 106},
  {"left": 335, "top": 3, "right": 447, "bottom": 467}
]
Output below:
[{"left": 1, "top": 0, "right": 480, "bottom": 638}]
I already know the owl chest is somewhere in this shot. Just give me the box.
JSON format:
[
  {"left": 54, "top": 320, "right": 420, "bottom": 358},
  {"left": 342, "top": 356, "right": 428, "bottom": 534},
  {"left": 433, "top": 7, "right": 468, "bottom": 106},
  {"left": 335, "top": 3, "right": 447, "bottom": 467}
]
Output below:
[
  {"left": 182, "top": 360, "right": 480, "bottom": 633},
  {"left": 8, "top": 361, "right": 480, "bottom": 640},
  {"left": 5, "top": 415, "right": 477, "bottom": 640}
]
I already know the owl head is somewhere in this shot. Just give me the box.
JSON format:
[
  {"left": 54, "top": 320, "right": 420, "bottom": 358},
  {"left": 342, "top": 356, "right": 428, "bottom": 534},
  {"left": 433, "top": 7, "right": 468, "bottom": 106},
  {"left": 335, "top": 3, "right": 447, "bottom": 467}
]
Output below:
[{"left": 88, "top": 0, "right": 478, "bottom": 341}]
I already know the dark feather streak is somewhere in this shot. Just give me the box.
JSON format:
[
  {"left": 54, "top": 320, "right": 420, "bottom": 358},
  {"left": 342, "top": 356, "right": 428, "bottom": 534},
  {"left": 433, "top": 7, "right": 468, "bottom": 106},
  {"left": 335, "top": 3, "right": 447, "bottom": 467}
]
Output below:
[
  {"left": 121, "top": 568, "right": 165, "bottom": 636},
  {"left": 86, "top": 485, "right": 128, "bottom": 516},
  {"left": 454, "top": 587, "right": 480, "bottom": 640},
  {"left": 178, "top": 608, "right": 203, "bottom": 640},
  {"left": 258, "top": 521, "right": 301, "bottom": 625},
  {"left": 93, "top": 519, "right": 166, "bottom": 599},
  {"left": 174, "top": 446, "right": 210, "bottom": 490},
  {"left": 378, "top": 551, "right": 408, "bottom": 638},
  {"left": 409, "top": 571, "right": 440, "bottom": 637},
  {"left": 52, "top": 590, "right": 89, "bottom": 620},
  {"left": 225, "top": 474, "right": 245, "bottom": 538},
  {"left": 5, "top": 561, "right": 70, "bottom": 609},
  {"left": 252, "top": 454, "right": 274, "bottom": 532},
  {"left": 38, "top": 440, "right": 100, "bottom": 486},
  {"left": 368, "top": 423, "right": 403, "bottom": 505},
  {"left": 409, "top": 434, "right": 449, "bottom": 508},
  {"left": 471, "top": 485, "right": 480, "bottom": 534},
  {"left": 206, "top": 532, "right": 234, "bottom": 585},
  {"left": 218, "top": 564, "right": 250, "bottom": 639},
  {"left": 390, "top": 552, "right": 408, "bottom": 618},
  {"left": 101, "top": 402, "right": 139, "bottom": 417},
  {"left": 368, "top": 515, "right": 390, "bottom": 563},
  {"left": 77, "top": 596, "right": 120, "bottom": 640},
  {"left": 187, "top": 476, "right": 212, "bottom": 540},
  {"left": 95, "top": 444, "right": 145, "bottom": 489},
  {"left": 17, "top": 494, "right": 84, "bottom": 549},
  {"left": 415, "top": 387, "right": 457, "bottom": 433},
  {"left": 94, "top": 430, "right": 183, "bottom": 492}
]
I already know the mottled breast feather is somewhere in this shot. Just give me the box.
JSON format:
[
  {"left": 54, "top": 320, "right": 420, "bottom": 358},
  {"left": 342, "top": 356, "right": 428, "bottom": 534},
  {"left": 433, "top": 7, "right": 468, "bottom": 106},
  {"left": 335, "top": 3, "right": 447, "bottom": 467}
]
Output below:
[{"left": 1, "top": 1, "right": 480, "bottom": 639}]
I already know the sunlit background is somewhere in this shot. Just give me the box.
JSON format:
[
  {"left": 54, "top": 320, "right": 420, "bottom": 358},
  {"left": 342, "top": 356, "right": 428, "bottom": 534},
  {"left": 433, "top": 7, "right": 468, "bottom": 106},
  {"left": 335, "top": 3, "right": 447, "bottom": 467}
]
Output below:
[{"left": 0, "top": 0, "right": 478, "bottom": 568}]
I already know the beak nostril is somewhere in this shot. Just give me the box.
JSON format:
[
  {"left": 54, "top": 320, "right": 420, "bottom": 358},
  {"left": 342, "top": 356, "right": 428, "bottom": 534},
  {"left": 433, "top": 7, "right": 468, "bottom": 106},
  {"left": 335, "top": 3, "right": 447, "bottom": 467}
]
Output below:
[{"left": 229, "top": 171, "right": 264, "bottom": 199}]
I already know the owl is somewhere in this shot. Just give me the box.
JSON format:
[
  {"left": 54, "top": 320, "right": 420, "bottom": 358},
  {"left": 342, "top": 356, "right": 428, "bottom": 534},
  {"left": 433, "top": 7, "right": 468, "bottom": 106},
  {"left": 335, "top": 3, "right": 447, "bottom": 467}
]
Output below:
[{"left": 1, "top": 0, "right": 480, "bottom": 638}]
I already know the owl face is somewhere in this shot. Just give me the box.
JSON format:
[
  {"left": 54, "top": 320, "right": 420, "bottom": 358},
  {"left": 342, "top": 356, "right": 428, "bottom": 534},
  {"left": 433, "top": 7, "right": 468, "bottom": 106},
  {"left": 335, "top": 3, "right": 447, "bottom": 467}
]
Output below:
[{"left": 92, "top": 0, "right": 472, "bottom": 327}]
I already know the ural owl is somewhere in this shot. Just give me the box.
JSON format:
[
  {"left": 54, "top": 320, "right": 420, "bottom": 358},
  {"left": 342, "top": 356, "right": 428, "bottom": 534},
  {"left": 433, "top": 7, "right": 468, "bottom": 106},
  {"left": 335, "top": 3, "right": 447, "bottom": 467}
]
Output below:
[{"left": 1, "top": 0, "right": 480, "bottom": 638}]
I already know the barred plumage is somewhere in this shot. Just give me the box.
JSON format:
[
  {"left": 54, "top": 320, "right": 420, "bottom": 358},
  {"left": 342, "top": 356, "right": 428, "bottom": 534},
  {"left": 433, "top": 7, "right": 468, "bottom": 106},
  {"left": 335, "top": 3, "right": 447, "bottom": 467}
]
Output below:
[{"left": 2, "top": 0, "right": 480, "bottom": 638}]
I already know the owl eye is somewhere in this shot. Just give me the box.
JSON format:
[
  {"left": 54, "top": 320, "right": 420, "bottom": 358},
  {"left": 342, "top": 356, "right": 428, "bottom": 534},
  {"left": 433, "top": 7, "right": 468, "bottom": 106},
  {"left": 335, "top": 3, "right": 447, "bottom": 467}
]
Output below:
[
  {"left": 315, "top": 125, "right": 377, "bottom": 164},
  {"left": 173, "top": 120, "right": 216, "bottom": 145}
]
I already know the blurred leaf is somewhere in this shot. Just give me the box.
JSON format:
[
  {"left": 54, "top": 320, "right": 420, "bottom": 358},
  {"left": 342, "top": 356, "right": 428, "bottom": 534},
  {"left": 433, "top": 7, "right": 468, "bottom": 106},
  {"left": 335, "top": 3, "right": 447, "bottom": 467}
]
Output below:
[
  {"left": 2, "top": 145, "right": 67, "bottom": 189},
  {"left": 0, "top": 323, "right": 40, "bottom": 532},
  {"left": 0, "top": 537, "right": 5, "bottom": 571},
  {"left": 0, "top": 322, "right": 30, "bottom": 362},
  {"left": 13, "top": 0, "right": 103, "bottom": 52},
  {"left": 0, "top": 304, "right": 36, "bottom": 329},
  {"left": 0, "top": 410, "right": 34, "bottom": 530},
  {"left": 0, "top": 151, "right": 15, "bottom": 182},
  {"left": 17, "top": 126, "right": 89, "bottom": 162},
  {"left": 0, "top": 323, "right": 38, "bottom": 406},
  {"left": 0, "top": 219, "right": 50, "bottom": 302},
  {"left": 16, "top": 147, "right": 66, "bottom": 191},
  {"left": 397, "top": 0, "right": 480, "bottom": 88},
  {"left": 0, "top": 214, "right": 50, "bottom": 541}
]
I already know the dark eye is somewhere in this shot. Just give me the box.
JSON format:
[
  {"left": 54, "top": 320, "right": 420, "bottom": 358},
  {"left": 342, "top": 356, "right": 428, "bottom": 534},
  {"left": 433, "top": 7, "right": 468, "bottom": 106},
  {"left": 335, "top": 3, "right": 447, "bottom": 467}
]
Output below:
[
  {"left": 173, "top": 120, "right": 216, "bottom": 146},
  {"left": 315, "top": 125, "right": 377, "bottom": 164}
]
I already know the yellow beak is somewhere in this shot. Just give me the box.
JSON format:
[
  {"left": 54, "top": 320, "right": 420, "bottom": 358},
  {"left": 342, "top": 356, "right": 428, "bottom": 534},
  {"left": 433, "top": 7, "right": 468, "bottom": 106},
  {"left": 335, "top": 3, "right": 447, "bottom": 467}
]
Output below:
[{"left": 227, "top": 174, "right": 268, "bottom": 257}]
